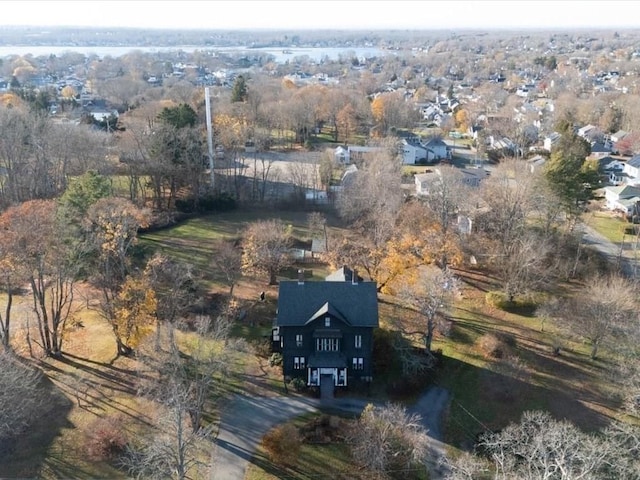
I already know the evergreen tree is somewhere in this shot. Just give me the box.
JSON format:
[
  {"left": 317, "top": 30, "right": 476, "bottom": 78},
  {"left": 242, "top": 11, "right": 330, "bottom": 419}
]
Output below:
[
  {"left": 231, "top": 75, "right": 248, "bottom": 103},
  {"left": 158, "top": 103, "right": 198, "bottom": 129},
  {"left": 544, "top": 124, "right": 598, "bottom": 227}
]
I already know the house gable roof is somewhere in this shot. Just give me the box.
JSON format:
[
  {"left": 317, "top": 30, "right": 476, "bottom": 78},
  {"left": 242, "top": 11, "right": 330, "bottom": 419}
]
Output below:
[
  {"left": 607, "top": 185, "right": 640, "bottom": 198},
  {"left": 424, "top": 137, "right": 447, "bottom": 148},
  {"left": 628, "top": 155, "right": 640, "bottom": 168},
  {"left": 305, "top": 301, "right": 351, "bottom": 326},
  {"left": 277, "top": 280, "right": 378, "bottom": 328}
]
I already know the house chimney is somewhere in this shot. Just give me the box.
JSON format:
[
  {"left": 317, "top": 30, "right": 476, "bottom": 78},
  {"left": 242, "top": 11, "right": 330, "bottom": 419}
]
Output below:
[
  {"left": 298, "top": 269, "right": 304, "bottom": 285},
  {"left": 352, "top": 268, "right": 358, "bottom": 285}
]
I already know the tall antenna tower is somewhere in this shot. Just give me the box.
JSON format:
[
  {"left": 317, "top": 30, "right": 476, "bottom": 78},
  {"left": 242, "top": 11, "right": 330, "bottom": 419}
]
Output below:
[{"left": 205, "top": 87, "right": 215, "bottom": 190}]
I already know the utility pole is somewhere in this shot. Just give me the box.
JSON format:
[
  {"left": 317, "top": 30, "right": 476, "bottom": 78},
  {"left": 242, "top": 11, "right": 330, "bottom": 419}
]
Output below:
[{"left": 205, "top": 87, "right": 215, "bottom": 191}]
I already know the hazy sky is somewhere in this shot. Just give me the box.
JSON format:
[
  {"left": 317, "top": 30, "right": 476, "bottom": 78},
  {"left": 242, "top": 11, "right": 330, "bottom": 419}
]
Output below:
[{"left": 2, "top": 0, "right": 640, "bottom": 30}]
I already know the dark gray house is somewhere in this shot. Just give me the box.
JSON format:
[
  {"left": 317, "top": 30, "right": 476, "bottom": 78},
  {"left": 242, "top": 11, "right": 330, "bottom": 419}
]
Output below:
[{"left": 272, "top": 268, "right": 378, "bottom": 388}]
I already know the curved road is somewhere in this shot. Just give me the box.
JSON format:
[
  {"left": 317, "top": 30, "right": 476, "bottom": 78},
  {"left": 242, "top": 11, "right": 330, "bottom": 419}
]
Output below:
[
  {"left": 211, "top": 386, "right": 451, "bottom": 479},
  {"left": 579, "top": 223, "right": 638, "bottom": 278}
]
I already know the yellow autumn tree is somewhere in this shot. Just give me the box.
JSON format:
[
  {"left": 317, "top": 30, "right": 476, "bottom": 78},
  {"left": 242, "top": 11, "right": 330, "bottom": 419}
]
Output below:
[
  {"left": 377, "top": 234, "right": 434, "bottom": 295},
  {"left": 61, "top": 85, "right": 77, "bottom": 100},
  {"left": 371, "top": 95, "right": 386, "bottom": 124},
  {"left": 113, "top": 276, "right": 157, "bottom": 351},
  {"left": 0, "top": 93, "right": 24, "bottom": 109},
  {"left": 85, "top": 197, "right": 151, "bottom": 356},
  {"left": 454, "top": 108, "right": 470, "bottom": 132}
]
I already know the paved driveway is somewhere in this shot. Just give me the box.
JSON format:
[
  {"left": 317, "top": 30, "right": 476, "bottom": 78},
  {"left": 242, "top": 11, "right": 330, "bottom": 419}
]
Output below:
[
  {"left": 211, "top": 385, "right": 451, "bottom": 479},
  {"left": 211, "top": 395, "right": 319, "bottom": 479}
]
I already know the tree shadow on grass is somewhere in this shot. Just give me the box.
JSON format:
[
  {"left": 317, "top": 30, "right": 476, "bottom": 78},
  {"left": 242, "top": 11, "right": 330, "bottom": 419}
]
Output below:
[
  {"left": 0, "top": 371, "right": 75, "bottom": 478},
  {"left": 37, "top": 355, "right": 155, "bottom": 427},
  {"left": 434, "top": 354, "right": 617, "bottom": 451}
]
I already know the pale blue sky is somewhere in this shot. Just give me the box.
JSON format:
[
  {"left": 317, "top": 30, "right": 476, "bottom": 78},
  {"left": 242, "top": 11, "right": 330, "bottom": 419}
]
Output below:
[{"left": 2, "top": 1, "right": 639, "bottom": 30}]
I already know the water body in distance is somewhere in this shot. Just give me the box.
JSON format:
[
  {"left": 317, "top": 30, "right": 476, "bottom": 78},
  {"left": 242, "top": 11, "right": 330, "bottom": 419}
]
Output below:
[{"left": 0, "top": 45, "right": 392, "bottom": 63}]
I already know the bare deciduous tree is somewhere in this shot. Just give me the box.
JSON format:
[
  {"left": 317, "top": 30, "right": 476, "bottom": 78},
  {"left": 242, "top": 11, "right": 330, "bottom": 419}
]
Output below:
[
  {"left": 144, "top": 253, "right": 195, "bottom": 349},
  {"left": 211, "top": 240, "right": 243, "bottom": 297},
  {"left": 336, "top": 143, "right": 402, "bottom": 250},
  {"left": 553, "top": 274, "right": 637, "bottom": 359},
  {"left": 399, "top": 266, "right": 457, "bottom": 353},
  {"left": 241, "top": 219, "right": 293, "bottom": 285},
  {"left": 2, "top": 200, "right": 78, "bottom": 357},
  {"left": 349, "top": 402, "right": 429, "bottom": 478},
  {"left": 125, "top": 311, "right": 233, "bottom": 480},
  {"left": 479, "top": 411, "right": 614, "bottom": 480},
  {"left": 416, "top": 166, "right": 473, "bottom": 268}
]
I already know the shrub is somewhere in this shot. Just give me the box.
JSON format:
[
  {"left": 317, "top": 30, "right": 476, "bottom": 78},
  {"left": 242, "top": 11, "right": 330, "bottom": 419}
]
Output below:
[
  {"left": 262, "top": 424, "right": 302, "bottom": 466},
  {"left": 269, "top": 353, "right": 283, "bottom": 367},
  {"left": 251, "top": 337, "right": 272, "bottom": 358},
  {"left": 485, "top": 291, "right": 509, "bottom": 309},
  {"left": 299, "top": 414, "right": 346, "bottom": 443},
  {"left": 289, "top": 377, "right": 307, "bottom": 392},
  {"left": 477, "top": 333, "right": 515, "bottom": 359},
  {"left": 485, "top": 290, "right": 547, "bottom": 315},
  {"left": 85, "top": 415, "right": 128, "bottom": 461}
]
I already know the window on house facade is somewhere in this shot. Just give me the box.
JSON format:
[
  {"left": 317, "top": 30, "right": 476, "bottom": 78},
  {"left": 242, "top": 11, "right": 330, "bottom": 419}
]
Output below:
[
  {"left": 355, "top": 334, "right": 362, "bottom": 349},
  {"left": 352, "top": 357, "right": 364, "bottom": 370},
  {"left": 294, "top": 357, "right": 306, "bottom": 369},
  {"left": 296, "top": 334, "right": 303, "bottom": 347},
  {"left": 316, "top": 338, "right": 340, "bottom": 352},
  {"left": 325, "top": 317, "right": 331, "bottom": 327}
]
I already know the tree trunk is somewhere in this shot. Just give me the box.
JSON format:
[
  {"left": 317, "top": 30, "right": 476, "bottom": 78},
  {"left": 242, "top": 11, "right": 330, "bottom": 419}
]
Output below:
[
  {"left": 269, "top": 271, "right": 278, "bottom": 286},
  {"left": 115, "top": 337, "right": 133, "bottom": 357},
  {"left": 590, "top": 341, "right": 599, "bottom": 360},
  {"left": 425, "top": 318, "right": 435, "bottom": 352},
  {"left": 0, "top": 291, "right": 12, "bottom": 348}
]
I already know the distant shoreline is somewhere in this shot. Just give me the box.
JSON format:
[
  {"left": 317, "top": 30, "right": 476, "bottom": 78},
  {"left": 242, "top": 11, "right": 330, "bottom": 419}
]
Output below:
[{"left": 0, "top": 45, "right": 388, "bottom": 63}]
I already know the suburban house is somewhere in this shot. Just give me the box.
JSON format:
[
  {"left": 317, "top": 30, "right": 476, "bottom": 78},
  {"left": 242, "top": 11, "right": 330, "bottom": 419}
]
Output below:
[
  {"left": 604, "top": 184, "right": 640, "bottom": 213},
  {"left": 424, "top": 137, "right": 450, "bottom": 160},
  {"left": 577, "top": 124, "right": 599, "bottom": 141},
  {"left": 272, "top": 268, "right": 378, "bottom": 390},
  {"left": 333, "top": 145, "right": 385, "bottom": 165},
  {"left": 590, "top": 142, "right": 612, "bottom": 157},
  {"left": 544, "top": 132, "right": 562, "bottom": 151},
  {"left": 402, "top": 138, "right": 428, "bottom": 164},
  {"left": 600, "top": 158, "right": 627, "bottom": 185},
  {"left": 402, "top": 137, "right": 450, "bottom": 164},
  {"left": 334, "top": 145, "right": 350, "bottom": 164},
  {"left": 460, "top": 167, "right": 490, "bottom": 187},
  {"left": 622, "top": 155, "right": 640, "bottom": 185},
  {"left": 611, "top": 130, "right": 629, "bottom": 144}
]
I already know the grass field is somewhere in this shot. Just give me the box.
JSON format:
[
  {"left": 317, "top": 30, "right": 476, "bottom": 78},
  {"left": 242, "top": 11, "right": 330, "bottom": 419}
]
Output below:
[{"left": 585, "top": 210, "right": 627, "bottom": 244}]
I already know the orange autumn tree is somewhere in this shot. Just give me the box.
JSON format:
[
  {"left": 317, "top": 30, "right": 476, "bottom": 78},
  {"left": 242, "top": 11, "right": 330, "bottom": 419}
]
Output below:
[{"left": 0, "top": 200, "right": 78, "bottom": 356}]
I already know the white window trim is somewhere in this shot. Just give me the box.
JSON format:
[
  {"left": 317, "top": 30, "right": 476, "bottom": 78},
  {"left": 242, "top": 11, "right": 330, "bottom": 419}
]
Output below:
[
  {"left": 294, "top": 356, "right": 306, "bottom": 369},
  {"left": 355, "top": 334, "right": 362, "bottom": 349}
]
